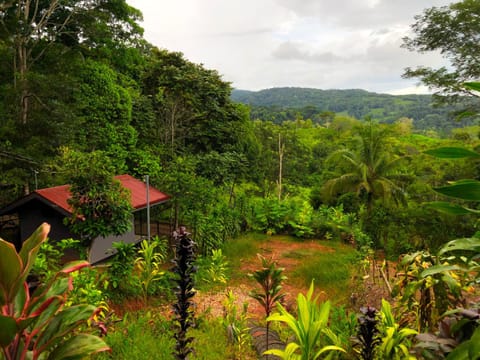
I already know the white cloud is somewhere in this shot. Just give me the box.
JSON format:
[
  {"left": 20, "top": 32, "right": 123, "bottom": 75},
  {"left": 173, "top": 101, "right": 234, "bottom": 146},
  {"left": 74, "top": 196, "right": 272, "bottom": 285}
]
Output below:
[{"left": 127, "top": 0, "right": 453, "bottom": 94}]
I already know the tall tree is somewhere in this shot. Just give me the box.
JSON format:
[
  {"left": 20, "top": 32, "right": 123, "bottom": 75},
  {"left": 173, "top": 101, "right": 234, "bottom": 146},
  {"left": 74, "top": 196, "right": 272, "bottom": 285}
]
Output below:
[
  {"left": 322, "top": 121, "right": 410, "bottom": 214},
  {"left": 0, "top": 0, "right": 143, "bottom": 124},
  {"left": 403, "top": 0, "right": 480, "bottom": 105},
  {"left": 141, "top": 48, "right": 253, "bottom": 157},
  {"left": 72, "top": 59, "right": 137, "bottom": 169}
]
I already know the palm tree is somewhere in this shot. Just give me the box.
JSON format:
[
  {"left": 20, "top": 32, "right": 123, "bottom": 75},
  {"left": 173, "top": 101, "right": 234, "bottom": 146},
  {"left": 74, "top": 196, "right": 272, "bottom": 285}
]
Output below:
[{"left": 322, "top": 120, "right": 410, "bottom": 215}]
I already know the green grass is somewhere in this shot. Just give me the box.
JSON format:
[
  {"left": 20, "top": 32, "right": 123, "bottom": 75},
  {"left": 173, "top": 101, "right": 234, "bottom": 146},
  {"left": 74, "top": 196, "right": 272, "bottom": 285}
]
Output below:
[
  {"left": 94, "top": 312, "right": 174, "bottom": 360},
  {"left": 289, "top": 241, "right": 359, "bottom": 303},
  {"left": 283, "top": 248, "right": 316, "bottom": 259},
  {"left": 190, "top": 317, "right": 257, "bottom": 359},
  {"left": 94, "top": 311, "right": 256, "bottom": 360},
  {"left": 223, "top": 233, "right": 266, "bottom": 266}
]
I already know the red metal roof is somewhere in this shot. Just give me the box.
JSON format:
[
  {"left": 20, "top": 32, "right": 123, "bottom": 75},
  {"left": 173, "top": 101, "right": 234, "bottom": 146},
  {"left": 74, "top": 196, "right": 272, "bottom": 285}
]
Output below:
[{"left": 35, "top": 174, "right": 169, "bottom": 214}]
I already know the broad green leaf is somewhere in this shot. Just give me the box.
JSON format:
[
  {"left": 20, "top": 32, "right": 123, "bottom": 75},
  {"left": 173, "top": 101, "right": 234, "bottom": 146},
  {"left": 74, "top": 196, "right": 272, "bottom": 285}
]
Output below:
[
  {"left": 36, "top": 305, "right": 97, "bottom": 349},
  {"left": 0, "top": 315, "right": 17, "bottom": 347},
  {"left": 314, "top": 345, "right": 346, "bottom": 359},
  {"left": 421, "top": 264, "right": 463, "bottom": 278},
  {"left": 19, "top": 223, "right": 50, "bottom": 270},
  {"left": 46, "top": 334, "right": 109, "bottom": 360},
  {"left": 424, "top": 147, "right": 480, "bottom": 159},
  {"left": 0, "top": 239, "right": 22, "bottom": 305},
  {"left": 14, "top": 282, "right": 28, "bottom": 318},
  {"left": 464, "top": 82, "right": 480, "bottom": 92},
  {"left": 438, "top": 238, "right": 480, "bottom": 255},
  {"left": 265, "top": 342, "right": 300, "bottom": 359},
  {"left": 434, "top": 180, "right": 480, "bottom": 201},
  {"left": 425, "top": 202, "right": 480, "bottom": 215},
  {"left": 15, "top": 224, "right": 50, "bottom": 300}
]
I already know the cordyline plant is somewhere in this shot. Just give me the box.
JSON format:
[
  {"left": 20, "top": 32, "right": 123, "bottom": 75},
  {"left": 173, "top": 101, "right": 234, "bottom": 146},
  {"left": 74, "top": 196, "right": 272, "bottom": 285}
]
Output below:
[
  {"left": 171, "top": 228, "right": 196, "bottom": 360},
  {"left": 249, "top": 254, "right": 286, "bottom": 354},
  {"left": 0, "top": 223, "right": 110, "bottom": 360}
]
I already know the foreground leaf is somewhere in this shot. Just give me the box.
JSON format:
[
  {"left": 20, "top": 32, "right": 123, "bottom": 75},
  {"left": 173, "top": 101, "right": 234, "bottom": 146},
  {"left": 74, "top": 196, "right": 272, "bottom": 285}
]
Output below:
[
  {"left": 0, "top": 315, "right": 17, "bottom": 347},
  {"left": 438, "top": 238, "right": 480, "bottom": 256},
  {"left": 46, "top": 334, "right": 110, "bottom": 360},
  {"left": 425, "top": 202, "right": 480, "bottom": 215},
  {"left": 434, "top": 180, "right": 480, "bottom": 201},
  {"left": 424, "top": 147, "right": 480, "bottom": 159}
]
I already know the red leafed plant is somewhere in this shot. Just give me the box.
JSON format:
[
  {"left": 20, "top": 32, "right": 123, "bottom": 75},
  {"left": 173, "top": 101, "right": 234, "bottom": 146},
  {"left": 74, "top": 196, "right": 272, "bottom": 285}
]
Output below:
[{"left": 0, "top": 223, "right": 110, "bottom": 360}]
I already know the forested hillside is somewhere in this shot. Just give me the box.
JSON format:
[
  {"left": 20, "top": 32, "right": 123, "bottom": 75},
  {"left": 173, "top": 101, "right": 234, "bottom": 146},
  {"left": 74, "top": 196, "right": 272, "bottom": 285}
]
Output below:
[{"left": 232, "top": 87, "right": 471, "bottom": 133}]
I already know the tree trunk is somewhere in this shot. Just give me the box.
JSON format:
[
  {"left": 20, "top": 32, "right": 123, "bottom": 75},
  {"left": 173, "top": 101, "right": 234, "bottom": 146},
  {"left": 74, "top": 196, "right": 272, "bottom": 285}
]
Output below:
[
  {"left": 277, "top": 133, "right": 285, "bottom": 201},
  {"left": 16, "top": 2, "right": 30, "bottom": 124}
]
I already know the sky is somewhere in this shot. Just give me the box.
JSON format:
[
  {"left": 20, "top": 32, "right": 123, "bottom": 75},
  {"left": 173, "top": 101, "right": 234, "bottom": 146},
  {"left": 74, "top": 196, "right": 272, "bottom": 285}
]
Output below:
[{"left": 126, "top": 0, "right": 453, "bottom": 95}]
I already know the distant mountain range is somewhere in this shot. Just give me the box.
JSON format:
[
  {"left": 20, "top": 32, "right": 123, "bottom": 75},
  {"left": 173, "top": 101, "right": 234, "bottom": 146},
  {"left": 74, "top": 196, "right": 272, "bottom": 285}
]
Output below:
[{"left": 231, "top": 87, "right": 468, "bottom": 132}]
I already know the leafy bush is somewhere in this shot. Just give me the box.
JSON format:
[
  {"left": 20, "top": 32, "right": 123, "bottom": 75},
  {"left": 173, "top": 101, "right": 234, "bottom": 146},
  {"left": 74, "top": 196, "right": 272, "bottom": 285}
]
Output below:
[
  {"left": 376, "top": 299, "right": 417, "bottom": 360},
  {"left": 106, "top": 241, "right": 140, "bottom": 299},
  {"left": 248, "top": 197, "right": 291, "bottom": 234},
  {"left": 195, "top": 249, "right": 229, "bottom": 289},
  {"left": 32, "top": 237, "right": 81, "bottom": 280}
]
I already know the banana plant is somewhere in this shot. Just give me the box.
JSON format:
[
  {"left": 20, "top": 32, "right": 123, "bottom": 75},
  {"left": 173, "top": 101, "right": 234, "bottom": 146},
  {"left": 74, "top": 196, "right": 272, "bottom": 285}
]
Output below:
[
  {"left": 0, "top": 223, "right": 109, "bottom": 360},
  {"left": 265, "top": 282, "right": 345, "bottom": 360}
]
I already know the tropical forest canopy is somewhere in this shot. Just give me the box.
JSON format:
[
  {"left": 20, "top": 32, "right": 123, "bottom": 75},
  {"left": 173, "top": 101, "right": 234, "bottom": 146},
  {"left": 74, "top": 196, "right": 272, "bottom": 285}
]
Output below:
[
  {"left": 231, "top": 87, "right": 473, "bottom": 133},
  {"left": 0, "top": 0, "right": 479, "bottom": 258}
]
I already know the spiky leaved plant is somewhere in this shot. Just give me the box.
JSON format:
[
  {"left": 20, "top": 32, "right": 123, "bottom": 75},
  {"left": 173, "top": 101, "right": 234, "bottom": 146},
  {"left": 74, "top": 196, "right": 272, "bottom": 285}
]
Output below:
[{"left": 171, "top": 228, "right": 196, "bottom": 360}]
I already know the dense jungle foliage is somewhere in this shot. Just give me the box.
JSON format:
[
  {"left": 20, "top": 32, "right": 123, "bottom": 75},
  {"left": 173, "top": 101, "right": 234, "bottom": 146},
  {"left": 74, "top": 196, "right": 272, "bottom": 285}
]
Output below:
[
  {"left": 0, "top": 0, "right": 480, "bottom": 256},
  {"left": 1, "top": 0, "right": 480, "bottom": 358}
]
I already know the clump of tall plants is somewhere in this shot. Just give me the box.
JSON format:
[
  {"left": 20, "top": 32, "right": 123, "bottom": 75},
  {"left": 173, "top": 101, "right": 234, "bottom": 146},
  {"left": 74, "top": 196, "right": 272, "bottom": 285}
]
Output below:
[
  {"left": 195, "top": 248, "right": 229, "bottom": 289},
  {"left": 171, "top": 228, "right": 196, "bottom": 360},
  {"left": 265, "top": 282, "right": 346, "bottom": 360},
  {"left": 222, "top": 290, "right": 251, "bottom": 357},
  {"left": 135, "top": 236, "right": 168, "bottom": 304}
]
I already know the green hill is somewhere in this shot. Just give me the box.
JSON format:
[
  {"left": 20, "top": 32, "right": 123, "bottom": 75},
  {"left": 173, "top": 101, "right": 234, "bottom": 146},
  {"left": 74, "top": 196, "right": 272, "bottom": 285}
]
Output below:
[{"left": 231, "top": 87, "right": 469, "bottom": 132}]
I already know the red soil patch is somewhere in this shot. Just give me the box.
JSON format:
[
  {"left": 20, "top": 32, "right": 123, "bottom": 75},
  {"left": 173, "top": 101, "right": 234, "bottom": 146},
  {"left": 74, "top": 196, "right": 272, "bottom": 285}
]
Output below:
[{"left": 193, "top": 237, "right": 363, "bottom": 320}]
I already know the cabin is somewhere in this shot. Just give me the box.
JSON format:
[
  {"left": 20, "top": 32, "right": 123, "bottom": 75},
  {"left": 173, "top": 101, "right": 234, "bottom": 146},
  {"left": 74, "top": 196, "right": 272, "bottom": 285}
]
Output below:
[{"left": 0, "top": 174, "right": 170, "bottom": 263}]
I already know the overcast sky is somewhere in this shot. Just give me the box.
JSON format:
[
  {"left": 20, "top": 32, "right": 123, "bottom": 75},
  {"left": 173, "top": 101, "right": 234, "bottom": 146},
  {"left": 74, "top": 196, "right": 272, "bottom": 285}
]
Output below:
[{"left": 126, "top": 0, "right": 453, "bottom": 95}]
